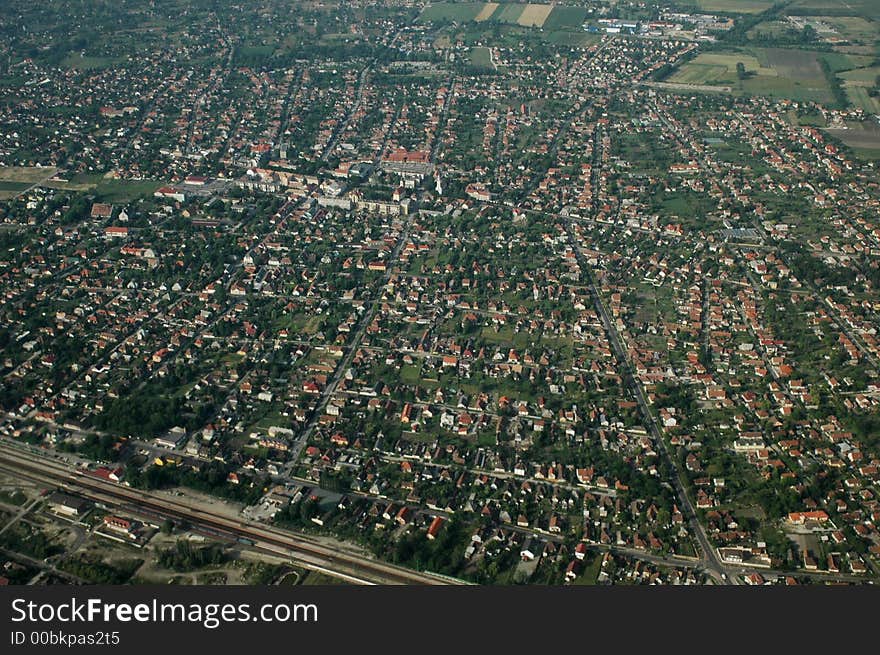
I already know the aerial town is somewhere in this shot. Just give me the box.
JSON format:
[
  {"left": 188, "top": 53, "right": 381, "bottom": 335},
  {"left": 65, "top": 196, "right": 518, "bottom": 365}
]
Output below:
[{"left": 1, "top": 0, "right": 879, "bottom": 587}]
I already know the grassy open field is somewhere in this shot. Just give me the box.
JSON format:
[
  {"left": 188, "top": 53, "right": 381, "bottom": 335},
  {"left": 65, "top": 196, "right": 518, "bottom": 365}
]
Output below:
[
  {"left": 681, "top": 0, "right": 773, "bottom": 13},
  {"left": 668, "top": 48, "right": 873, "bottom": 105},
  {"left": 474, "top": 2, "right": 498, "bottom": 21},
  {"left": 758, "top": 48, "right": 872, "bottom": 103},
  {"left": 493, "top": 3, "right": 526, "bottom": 24},
  {"left": 543, "top": 5, "right": 587, "bottom": 30},
  {"left": 746, "top": 20, "right": 794, "bottom": 40},
  {"left": 61, "top": 53, "right": 118, "bottom": 70},
  {"left": 840, "top": 66, "right": 880, "bottom": 85},
  {"left": 43, "top": 172, "right": 104, "bottom": 193},
  {"left": 0, "top": 186, "right": 30, "bottom": 200},
  {"left": 787, "top": 108, "right": 828, "bottom": 127},
  {"left": 93, "top": 179, "right": 163, "bottom": 203},
  {"left": 0, "top": 166, "right": 57, "bottom": 199},
  {"left": 0, "top": 166, "right": 58, "bottom": 183},
  {"left": 790, "top": 0, "right": 880, "bottom": 20},
  {"left": 818, "top": 51, "right": 875, "bottom": 72},
  {"left": 755, "top": 49, "right": 871, "bottom": 77},
  {"left": 0, "top": 181, "right": 31, "bottom": 192},
  {"left": 421, "top": 3, "right": 579, "bottom": 31},
  {"left": 667, "top": 64, "right": 733, "bottom": 85},
  {"left": 840, "top": 65, "right": 880, "bottom": 113},
  {"left": 469, "top": 46, "right": 495, "bottom": 68},
  {"left": 742, "top": 58, "right": 829, "bottom": 103},
  {"left": 845, "top": 86, "right": 880, "bottom": 114},
  {"left": 667, "top": 52, "right": 772, "bottom": 85},
  {"left": 420, "top": 2, "right": 487, "bottom": 22},
  {"left": 517, "top": 3, "right": 553, "bottom": 27},
  {"left": 544, "top": 31, "right": 602, "bottom": 47},
  {"left": 825, "top": 121, "right": 880, "bottom": 160},
  {"left": 821, "top": 16, "right": 879, "bottom": 43},
  {"left": 756, "top": 48, "right": 820, "bottom": 77}
]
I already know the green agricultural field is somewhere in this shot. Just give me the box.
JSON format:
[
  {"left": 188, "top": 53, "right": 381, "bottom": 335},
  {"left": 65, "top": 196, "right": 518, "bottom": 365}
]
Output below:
[
  {"left": 544, "top": 31, "right": 602, "bottom": 47},
  {"left": 790, "top": 0, "right": 880, "bottom": 20},
  {"left": 755, "top": 48, "right": 824, "bottom": 79},
  {"left": 475, "top": 3, "right": 499, "bottom": 21},
  {"left": 822, "top": 16, "right": 879, "bottom": 44},
  {"left": 818, "top": 52, "right": 875, "bottom": 73},
  {"left": 848, "top": 0, "right": 880, "bottom": 19},
  {"left": 516, "top": 3, "right": 553, "bottom": 27},
  {"left": 756, "top": 48, "right": 873, "bottom": 104},
  {"left": 845, "top": 86, "right": 880, "bottom": 114},
  {"left": 668, "top": 52, "right": 771, "bottom": 86},
  {"left": 839, "top": 63, "right": 880, "bottom": 112},
  {"left": 668, "top": 64, "right": 730, "bottom": 85},
  {"left": 681, "top": 0, "right": 773, "bottom": 13},
  {"left": 542, "top": 5, "right": 587, "bottom": 30},
  {"left": 840, "top": 65, "right": 880, "bottom": 84},
  {"left": 493, "top": 3, "right": 526, "bottom": 24},
  {"left": 740, "top": 75, "right": 831, "bottom": 104},
  {"left": 756, "top": 50, "right": 871, "bottom": 78},
  {"left": 825, "top": 121, "right": 880, "bottom": 160},
  {"left": 420, "top": 2, "right": 487, "bottom": 22},
  {"left": 668, "top": 48, "right": 873, "bottom": 105},
  {"left": 420, "top": 2, "right": 575, "bottom": 31},
  {"left": 747, "top": 20, "right": 797, "bottom": 40},
  {"left": 668, "top": 63, "right": 733, "bottom": 85}
]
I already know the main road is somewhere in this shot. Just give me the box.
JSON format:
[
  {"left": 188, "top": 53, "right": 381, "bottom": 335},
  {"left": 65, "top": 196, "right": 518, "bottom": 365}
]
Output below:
[
  {"left": 561, "top": 214, "right": 732, "bottom": 584},
  {"left": 284, "top": 212, "right": 415, "bottom": 467}
]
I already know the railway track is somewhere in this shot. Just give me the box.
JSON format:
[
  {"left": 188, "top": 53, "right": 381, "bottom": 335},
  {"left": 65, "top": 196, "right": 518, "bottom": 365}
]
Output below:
[{"left": 0, "top": 448, "right": 459, "bottom": 586}]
